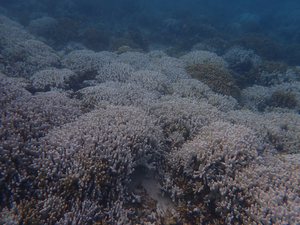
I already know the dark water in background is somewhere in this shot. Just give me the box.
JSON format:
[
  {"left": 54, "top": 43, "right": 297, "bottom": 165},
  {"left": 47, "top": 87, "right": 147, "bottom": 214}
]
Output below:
[{"left": 1, "top": 0, "right": 300, "bottom": 64}]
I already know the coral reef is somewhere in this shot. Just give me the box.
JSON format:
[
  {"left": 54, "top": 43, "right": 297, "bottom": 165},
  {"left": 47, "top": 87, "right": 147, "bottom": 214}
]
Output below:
[
  {"left": 242, "top": 61, "right": 297, "bottom": 87},
  {"left": 161, "top": 121, "right": 300, "bottom": 224},
  {"left": 1, "top": 14, "right": 300, "bottom": 224},
  {"left": 128, "top": 70, "right": 171, "bottom": 93},
  {"left": 117, "top": 50, "right": 189, "bottom": 81}
]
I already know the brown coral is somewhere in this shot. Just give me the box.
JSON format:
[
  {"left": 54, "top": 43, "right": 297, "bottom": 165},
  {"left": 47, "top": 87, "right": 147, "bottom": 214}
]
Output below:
[
  {"left": 51, "top": 18, "right": 80, "bottom": 46},
  {"left": 232, "top": 33, "right": 282, "bottom": 60},
  {"left": 186, "top": 63, "right": 241, "bottom": 99},
  {"left": 109, "top": 38, "right": 141, "bottom": 53},
  {"left": 268, "top": 91, "right": 297, "bottom": 109},
  {"left": 81, "top": 28, "right": 110, "bottom": 52}
]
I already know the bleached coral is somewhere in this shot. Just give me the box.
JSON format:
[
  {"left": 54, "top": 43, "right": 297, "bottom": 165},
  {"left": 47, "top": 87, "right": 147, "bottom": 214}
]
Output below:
[
  {"left": 149, "top": 97, "right": 222, "bottom": 146},
  {"left": 1, "top": 39, "right": 60, "bottom": 78},
  {"left": 221, "top": 154, "right": 300, "bottom": 224},
  {"left": 116, "top": 51, "right": 152, "bottom": 70},
  {"left": 162, "top": 121, "right": 275, "bottom": 223},
  {"left": 116, "top": 51, "right": 190, "bottom": 81},
  {"left": 147, "top": 50, "right": 190, "bottom": 81},
  {"left": 224, "top": 109, "right": 300, "bottom": 153},
  {"left": 128, "top": 70, "right": 172, "bottom": 93},
  {"left": 172, "top": 121, "right": 262, "bottom": 181},
  {"left": 96, "top": 62, "right": 134, "bottom": 83},
  {"left": 30, "top": 105, "right": 164, "bottom": 222},
  {"left": 77, "top": 81, "right": 160, "bottom": 110},
  {"left": 0, "top": 15, "right": 33, "bottom": 46},
  {"left": 30, "top": 68, "right": 79, "bottom": 91},
  {"left": 0, "top": 15, "right": 60, "bottom": 77},
  {"left": 0, "top": 73, "right": 82, "bottom": 143},
  {"left": 0, "top": 74, "right": 82, "bottom": 218},
  {"left": 61, "top": 50, "right": 117, "bottom": 76},
  {"left": 1, "top": 15, "right": 300, "bottom": 224}
]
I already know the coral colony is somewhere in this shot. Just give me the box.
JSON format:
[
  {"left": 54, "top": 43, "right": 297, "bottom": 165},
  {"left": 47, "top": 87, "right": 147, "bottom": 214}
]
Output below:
[{"left": 1, "top": 8, "right": 300, "bottom": 225}]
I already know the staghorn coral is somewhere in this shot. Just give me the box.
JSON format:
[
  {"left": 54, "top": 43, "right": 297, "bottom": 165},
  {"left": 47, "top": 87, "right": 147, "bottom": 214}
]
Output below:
[
  {"left": 146, "top": 50, "right": 190, "bottom": 81},
  {"left": 116, "top": 50, "right": 190, "bottom": 82},
  {"left": 161, "top": 121, "right": 275, "bottom": 223},
  {"left": 233, "top": 60, "right": 299, "bottom": 88},
  {"left": 220, "top": 153, "right": 300, "bottom": 224},
  {"left": 0, "top": 15, "right": 33, "bottom": 47},
  {"left": 1, "top": 102, "right": 164, "bottom": 224},
  {"left": 169, "top": 78, "right": 238, "bottom": 112},
  {"left": 1, "top": 39, "right": 60, "bottom": 78},
  {"left": 29, "top": 105, "right": 164, "bottom": 223},
  {"left": 0, "top": 73, "right": 82, "bottom": 143},
  {"left": 0, "top": 73, "right": 83, "bottom": 216},
  {"left": 116, "top": 51, "right": 152, "bottom": 71}
]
